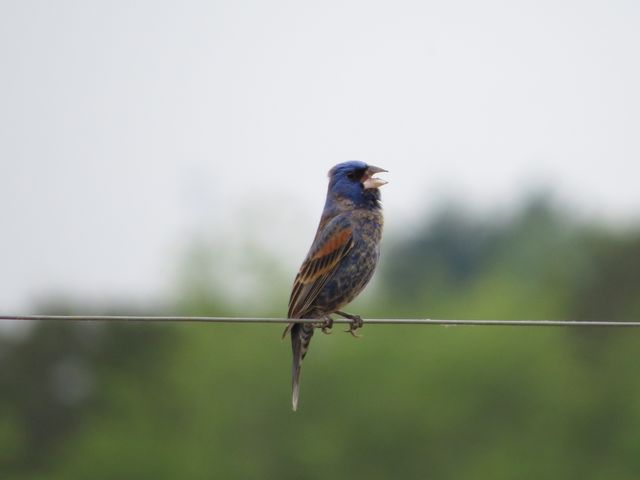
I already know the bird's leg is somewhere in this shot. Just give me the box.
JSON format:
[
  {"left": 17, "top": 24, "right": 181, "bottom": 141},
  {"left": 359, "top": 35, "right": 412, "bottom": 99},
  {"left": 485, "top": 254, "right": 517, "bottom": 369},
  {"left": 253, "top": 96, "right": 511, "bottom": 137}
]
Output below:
[
  {"left": 313, "top": 315, "right": 333, "bottom": 335},
  {"left": 335, "top": 311, "right": 364, "bottom": 338}
]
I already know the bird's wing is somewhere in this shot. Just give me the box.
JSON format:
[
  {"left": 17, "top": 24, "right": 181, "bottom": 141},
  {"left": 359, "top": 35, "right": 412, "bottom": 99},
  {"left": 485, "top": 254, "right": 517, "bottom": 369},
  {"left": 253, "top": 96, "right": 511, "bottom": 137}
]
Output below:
[{"left": 288, "top": 215, "right": 354, "bottom": 319}]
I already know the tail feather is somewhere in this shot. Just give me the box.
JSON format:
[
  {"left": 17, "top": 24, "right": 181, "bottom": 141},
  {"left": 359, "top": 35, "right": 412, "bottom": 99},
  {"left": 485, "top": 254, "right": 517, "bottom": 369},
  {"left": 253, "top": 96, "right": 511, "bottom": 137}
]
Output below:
[{"left": 290, "top": 322, "right": 314, "bottom": 411}]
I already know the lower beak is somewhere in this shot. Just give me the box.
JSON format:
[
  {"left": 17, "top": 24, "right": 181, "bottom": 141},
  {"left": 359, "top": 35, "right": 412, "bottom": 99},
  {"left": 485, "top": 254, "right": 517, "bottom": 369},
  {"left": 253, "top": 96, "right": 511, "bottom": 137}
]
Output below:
[{"left": 363, "top": 165, "right": 388, "bottom": 189}]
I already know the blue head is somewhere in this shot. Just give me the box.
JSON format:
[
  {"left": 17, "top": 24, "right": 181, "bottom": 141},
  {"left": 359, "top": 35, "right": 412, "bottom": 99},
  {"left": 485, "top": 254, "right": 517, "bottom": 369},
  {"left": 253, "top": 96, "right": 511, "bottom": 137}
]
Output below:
[{"left": 325, "top": 160, "right": 388, "bottom": 211}]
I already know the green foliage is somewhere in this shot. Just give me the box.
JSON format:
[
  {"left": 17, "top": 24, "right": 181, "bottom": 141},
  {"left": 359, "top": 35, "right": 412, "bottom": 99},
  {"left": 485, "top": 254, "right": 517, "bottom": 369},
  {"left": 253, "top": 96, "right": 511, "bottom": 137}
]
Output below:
[{"left": 2, "top": 199, "right": 640, "bottom": 479}]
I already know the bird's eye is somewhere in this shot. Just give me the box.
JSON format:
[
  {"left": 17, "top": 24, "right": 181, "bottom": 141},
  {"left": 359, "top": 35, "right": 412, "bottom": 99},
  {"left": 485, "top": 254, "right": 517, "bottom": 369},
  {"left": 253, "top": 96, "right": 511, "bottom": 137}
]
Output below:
[{"left": 347, "top": 171, "right": 356, "bottom": 180}]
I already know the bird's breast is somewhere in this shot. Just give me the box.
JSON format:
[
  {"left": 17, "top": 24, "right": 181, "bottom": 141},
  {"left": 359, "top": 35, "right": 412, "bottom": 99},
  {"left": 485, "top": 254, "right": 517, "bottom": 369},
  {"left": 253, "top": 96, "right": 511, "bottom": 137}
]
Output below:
[{"left": 350, "top": 209, "right": 383, "bottom": 245}]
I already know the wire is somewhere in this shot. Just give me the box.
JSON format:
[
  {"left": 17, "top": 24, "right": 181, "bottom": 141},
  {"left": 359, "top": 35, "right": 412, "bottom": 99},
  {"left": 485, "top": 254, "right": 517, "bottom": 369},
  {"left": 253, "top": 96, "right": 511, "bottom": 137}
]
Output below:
[{"left": 1, "top": 315, "right": 640, "bottom": 327}]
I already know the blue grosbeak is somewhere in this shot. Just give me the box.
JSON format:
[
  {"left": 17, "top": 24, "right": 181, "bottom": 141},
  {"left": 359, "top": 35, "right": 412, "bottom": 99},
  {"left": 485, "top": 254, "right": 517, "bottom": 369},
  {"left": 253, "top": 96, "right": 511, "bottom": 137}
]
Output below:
[{"left": 284, "top": 161, "right": 387, "bottom": 411}]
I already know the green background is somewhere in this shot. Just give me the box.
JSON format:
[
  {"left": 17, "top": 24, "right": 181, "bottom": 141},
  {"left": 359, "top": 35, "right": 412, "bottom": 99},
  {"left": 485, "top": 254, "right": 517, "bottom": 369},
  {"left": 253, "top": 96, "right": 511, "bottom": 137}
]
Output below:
[{"left": 2, "top": 198, "right": 640, "bottom": 479}]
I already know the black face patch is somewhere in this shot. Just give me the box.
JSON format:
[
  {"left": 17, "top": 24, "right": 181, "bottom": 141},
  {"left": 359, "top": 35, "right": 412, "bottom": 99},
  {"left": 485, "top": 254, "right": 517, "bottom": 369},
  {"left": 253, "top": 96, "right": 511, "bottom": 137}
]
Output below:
[{"left": 346, "top": 168, "right": 366, "bottom": 181}]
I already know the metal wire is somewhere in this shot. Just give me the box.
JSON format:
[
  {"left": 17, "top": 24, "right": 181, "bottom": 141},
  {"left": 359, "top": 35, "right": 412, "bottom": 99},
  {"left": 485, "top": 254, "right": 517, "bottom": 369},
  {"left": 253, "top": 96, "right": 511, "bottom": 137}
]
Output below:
[{"left": 1, "top": 315, "right": 640, "bottom": 327}]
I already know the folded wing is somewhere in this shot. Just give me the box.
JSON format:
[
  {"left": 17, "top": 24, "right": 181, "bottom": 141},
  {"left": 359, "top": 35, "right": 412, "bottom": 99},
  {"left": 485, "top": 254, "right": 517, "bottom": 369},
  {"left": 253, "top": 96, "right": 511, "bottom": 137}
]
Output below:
[{"left": 288, "top": 216, "right": 354, "bottom": 319}]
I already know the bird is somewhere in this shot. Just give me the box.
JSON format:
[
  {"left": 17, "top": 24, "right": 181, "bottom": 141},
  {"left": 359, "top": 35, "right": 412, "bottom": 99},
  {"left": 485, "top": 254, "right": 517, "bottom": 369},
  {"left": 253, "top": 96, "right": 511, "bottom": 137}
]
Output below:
[{"left": 284, "top": 161, "right": 387, "bottom": 411}]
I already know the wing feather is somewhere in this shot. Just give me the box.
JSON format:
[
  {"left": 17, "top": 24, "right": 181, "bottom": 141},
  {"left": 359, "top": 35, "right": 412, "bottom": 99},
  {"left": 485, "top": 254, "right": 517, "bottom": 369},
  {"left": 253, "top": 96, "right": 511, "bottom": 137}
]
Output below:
[{"left": 288, "top": 219, "right": 354, "bottom": 319}]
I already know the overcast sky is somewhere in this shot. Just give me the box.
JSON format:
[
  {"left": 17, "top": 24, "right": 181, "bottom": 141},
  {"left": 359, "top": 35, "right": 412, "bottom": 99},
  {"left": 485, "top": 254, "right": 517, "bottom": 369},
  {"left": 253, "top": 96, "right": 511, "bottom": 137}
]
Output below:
[{"left": 1, "top": 0, "right": 639, "bottom": 311}]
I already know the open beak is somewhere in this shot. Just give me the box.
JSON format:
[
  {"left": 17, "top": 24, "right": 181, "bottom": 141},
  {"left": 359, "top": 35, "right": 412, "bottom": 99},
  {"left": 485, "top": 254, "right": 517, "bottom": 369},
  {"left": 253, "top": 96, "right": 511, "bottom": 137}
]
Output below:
[{"left": 362, "top": 165, "right": 388, "bottom": 190}]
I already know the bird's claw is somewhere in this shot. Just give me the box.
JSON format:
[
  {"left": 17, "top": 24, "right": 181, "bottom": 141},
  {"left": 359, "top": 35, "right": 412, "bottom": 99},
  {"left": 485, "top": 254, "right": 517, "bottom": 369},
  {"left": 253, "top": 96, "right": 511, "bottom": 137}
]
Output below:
[
  {"left": 315, "top": 317, "right": 334, "bottom": 335},
  {"left": 345, "top": 326, "right": 362, "bottom": 338},
  {"left": 341, "top": 314, "right": 363, "bottom": 338}
]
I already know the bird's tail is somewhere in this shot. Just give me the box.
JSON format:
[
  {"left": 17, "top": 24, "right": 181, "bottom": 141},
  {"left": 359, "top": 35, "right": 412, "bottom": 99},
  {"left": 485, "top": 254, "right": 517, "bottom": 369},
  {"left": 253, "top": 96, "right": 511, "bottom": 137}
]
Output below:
[{"left": 290, "top": 322, "right": 314, "bottom": 411}]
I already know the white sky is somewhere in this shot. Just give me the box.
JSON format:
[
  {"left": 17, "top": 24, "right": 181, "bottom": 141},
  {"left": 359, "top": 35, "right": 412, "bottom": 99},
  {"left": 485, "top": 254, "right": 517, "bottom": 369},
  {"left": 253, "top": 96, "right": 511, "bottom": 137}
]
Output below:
[{"left": 1, "top": 0, "right": 639, "bottom": 311}]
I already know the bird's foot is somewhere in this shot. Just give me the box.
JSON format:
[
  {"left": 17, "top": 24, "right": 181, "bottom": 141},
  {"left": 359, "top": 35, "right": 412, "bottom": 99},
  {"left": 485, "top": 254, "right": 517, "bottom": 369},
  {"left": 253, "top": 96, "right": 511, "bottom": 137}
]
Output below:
[
  {"left": 314, "top": 316, "right": 334, "bottom": 334},
  {"left": 336, "top": 311, "right": 364, "bottom": 338}
]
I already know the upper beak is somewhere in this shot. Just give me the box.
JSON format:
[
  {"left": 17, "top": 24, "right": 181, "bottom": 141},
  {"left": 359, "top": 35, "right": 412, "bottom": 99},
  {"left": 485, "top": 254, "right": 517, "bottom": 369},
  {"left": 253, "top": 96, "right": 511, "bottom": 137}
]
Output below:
[{"left": 363, "top": 165, "right": 388, "bottom": 189}]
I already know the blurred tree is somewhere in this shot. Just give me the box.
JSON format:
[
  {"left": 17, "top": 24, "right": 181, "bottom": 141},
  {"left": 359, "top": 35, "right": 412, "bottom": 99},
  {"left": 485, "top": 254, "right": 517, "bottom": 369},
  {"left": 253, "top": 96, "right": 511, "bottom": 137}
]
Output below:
[
  {"left": 0, "top": 302, "right": 176, "bottom": 478},
  {"left": 2, "top": 197, "right": 640, "bottom": 479}
]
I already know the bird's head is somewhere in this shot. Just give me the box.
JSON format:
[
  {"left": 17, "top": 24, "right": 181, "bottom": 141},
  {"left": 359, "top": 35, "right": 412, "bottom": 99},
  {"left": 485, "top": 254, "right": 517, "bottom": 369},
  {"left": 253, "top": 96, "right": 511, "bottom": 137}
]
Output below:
[{"left": 326, "top": 160, "right": 388, "bottom": 209}]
